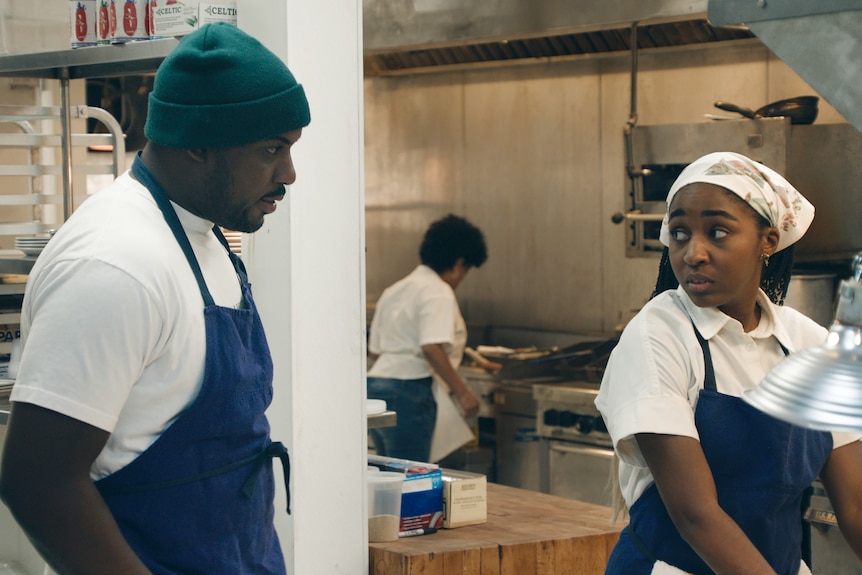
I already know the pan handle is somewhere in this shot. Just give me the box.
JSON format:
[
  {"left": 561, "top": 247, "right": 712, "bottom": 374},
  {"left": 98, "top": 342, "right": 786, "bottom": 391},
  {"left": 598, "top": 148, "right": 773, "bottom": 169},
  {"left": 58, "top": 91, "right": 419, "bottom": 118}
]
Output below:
[{"left": 714, "top": 101, "right": 756, "bottom": 119}]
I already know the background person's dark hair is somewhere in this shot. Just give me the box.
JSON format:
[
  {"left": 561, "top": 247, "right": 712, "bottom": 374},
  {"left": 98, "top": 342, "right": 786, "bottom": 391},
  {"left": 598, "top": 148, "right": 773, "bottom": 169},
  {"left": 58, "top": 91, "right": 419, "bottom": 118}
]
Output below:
[
  {"left": 419, "top": 214, "right": 488, "bottom": 273},
  {"left": 651, "top": 189, "right": 794, "bottom": 305}
]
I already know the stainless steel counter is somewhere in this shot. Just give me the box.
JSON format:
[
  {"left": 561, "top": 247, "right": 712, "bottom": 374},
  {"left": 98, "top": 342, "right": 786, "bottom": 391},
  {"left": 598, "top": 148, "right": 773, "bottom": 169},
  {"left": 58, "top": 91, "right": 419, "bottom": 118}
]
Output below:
[
  {"left": 0, "top": 38, "right": 179, "bottom": 79},
  {"left": 0, "top": 254, "right": 37, "bottom": 276},
  {"left": 368, "top": 410, "right": 396, "bottom": 430}
]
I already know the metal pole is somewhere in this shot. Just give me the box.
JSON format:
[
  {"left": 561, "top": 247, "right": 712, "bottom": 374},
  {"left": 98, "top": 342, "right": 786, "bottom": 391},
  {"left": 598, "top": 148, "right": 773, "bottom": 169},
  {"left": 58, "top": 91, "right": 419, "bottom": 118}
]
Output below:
[{"left": 59, "top": 69, "right": 73, "bottom": 222}]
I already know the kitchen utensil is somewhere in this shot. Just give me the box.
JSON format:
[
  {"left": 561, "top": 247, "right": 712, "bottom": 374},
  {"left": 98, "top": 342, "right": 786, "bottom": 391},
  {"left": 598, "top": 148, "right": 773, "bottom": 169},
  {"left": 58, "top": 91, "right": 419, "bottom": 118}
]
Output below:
[
  {"left": 714, "top": 96, "right": 819, "bottom": 124},
  {"left": 704, "top": 114, "right": 738, "bottom": 121}
]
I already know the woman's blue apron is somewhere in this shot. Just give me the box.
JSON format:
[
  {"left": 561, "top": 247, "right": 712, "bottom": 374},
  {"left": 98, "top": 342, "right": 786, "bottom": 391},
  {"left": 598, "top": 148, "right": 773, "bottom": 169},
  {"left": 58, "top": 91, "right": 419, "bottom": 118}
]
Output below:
[
  {"left": 94, "top": 156, "right": 291, "bottom": 575},
  {"left": 605, "top": 322, "right": 832, "bottom": 575}
]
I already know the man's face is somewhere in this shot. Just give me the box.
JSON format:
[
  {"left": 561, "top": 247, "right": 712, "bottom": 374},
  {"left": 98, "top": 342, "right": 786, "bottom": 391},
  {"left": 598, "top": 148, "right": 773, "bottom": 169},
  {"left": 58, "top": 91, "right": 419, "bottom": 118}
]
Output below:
[{"left": 200, "top": 128, "right": 303, "bottom": 233}]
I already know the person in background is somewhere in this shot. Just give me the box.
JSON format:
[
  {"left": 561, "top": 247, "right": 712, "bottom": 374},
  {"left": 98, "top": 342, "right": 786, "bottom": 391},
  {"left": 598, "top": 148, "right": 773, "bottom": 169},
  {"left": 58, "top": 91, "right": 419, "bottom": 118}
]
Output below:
[
  {"left": 367, "top": 214, "right": 491, "bottom": 463},
  {"left": 0, "top": 23, "right": 310, "bottom": 575},
  {"left": 595, "top": 152, "right": 862, "bottom": 575}
]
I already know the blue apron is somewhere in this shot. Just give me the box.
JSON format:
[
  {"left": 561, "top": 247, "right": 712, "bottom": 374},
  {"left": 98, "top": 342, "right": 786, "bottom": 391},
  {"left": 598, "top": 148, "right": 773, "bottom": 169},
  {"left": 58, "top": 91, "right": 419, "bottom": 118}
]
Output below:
[
  {"left": 94, "top": 156, "right": 290, "bottom": 575},
  {"left": 606, "top": 323, "right": 832, "bottom": 575}
]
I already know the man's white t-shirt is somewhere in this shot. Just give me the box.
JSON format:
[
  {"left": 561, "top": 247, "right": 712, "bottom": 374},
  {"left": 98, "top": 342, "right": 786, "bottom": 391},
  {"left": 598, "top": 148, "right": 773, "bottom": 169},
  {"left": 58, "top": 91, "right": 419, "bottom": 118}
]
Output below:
[
  {"left": 11, "top": 170, "right": 242, "bottom": 479},
  {"left": 595, "top": 286, "right": 861, "bottom": 509},
  {"left": 368, "top": 264, "right": 466, "bottom": 378}
]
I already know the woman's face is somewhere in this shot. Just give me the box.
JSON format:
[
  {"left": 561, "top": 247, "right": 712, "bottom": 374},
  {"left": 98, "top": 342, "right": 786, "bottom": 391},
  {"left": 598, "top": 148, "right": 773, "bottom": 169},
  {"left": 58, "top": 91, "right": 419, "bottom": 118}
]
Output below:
[{"left": 666, "top": 183, "right": 779, "bottom": 326}]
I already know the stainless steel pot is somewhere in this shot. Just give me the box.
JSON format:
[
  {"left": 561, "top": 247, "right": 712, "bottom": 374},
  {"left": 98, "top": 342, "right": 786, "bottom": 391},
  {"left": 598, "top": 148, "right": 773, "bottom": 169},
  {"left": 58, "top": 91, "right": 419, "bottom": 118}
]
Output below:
[{"left": 784, "top": 273, "right": 837, "bottom": 327}]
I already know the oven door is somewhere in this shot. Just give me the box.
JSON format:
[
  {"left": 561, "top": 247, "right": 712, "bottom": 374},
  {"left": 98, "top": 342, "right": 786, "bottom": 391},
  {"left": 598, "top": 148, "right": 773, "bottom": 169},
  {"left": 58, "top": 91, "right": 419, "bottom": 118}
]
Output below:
[{"left": 548, "top": 440, "right": 615, "bottom": 507}]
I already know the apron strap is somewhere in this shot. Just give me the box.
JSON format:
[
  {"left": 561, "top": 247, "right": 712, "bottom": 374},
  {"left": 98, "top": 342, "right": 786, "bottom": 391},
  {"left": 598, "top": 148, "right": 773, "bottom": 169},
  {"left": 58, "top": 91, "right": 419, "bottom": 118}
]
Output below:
[
  {"left": 99, "top": 441, "right": 291, "bottom": 514},
  {"left": 690, "top": 319, "right": 788, "bottom": 394},
  {"left": 212, "top": 225, "right": 249, "bottom": 285},
  {"left": 132, "top": 155, "right": 221, "bottom": 307},
  {"left": 241, "top": 441, "right": 291, "bottom": 514},
  {"left": 690, "top": 321, "right": 718, "bottom": 393}
]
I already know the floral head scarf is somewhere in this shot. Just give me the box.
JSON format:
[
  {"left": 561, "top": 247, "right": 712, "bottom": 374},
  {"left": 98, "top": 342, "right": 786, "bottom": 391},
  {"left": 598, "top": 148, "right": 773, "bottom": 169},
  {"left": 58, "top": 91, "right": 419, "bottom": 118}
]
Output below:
[{"left": 658, "top": 151, "right": 814, "bottom": 252}]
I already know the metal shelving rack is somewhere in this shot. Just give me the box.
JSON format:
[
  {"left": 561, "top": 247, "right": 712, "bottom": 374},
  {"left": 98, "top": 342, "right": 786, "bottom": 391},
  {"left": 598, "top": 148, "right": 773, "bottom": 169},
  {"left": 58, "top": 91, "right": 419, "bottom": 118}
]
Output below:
[{"left": 0, "top": 38, "right": 179, "bottom": 276}]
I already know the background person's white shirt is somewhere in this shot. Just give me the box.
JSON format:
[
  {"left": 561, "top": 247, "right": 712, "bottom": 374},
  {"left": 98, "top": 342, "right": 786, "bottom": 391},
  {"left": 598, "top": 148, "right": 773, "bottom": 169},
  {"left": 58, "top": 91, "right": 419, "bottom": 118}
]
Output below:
[{"left": 368, "top": 264, "right": 466, "bottom": 379}]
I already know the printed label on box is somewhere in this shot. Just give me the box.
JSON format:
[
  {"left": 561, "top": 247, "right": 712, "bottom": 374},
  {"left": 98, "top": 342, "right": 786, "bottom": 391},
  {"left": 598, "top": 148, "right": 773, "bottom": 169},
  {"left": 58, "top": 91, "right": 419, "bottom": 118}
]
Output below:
[
  {"left": 152, "top": 0, "right": 198, "bottom": 37},
  {"left": 95, "top": 0, "right": 115, "bottom": 44},
  {"left": 442, "top": 470, "right": 487, "bottom": 528},
  {"left": 113, "top": 0, "right": 150, "bottom": 42},
  {"left": 199, "top": 2, "right": 236, "bottom": 25},
  {"left": 70, "top": 0, "right": 98, "bottom": 47},
  {"left": 368, "top": 454, "right": 444, "bottom": 532}
]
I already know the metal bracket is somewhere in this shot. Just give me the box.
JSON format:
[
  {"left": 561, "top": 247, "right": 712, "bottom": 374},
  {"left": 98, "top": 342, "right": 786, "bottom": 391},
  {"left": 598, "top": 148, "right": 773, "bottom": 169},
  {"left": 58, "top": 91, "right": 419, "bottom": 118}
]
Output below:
[{"left": 708, "top": 0, "right": 862, "bottom": 26}]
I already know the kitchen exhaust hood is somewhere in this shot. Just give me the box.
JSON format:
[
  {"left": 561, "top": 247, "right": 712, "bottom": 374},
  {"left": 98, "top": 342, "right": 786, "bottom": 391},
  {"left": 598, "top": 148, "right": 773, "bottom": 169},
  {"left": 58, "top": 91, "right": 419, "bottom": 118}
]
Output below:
[
  {"left": 708, "top": 0, "right": 862, "bottom": 134},
  {"left": 363, "top": 0, "right": 755, "bottom": 75}
]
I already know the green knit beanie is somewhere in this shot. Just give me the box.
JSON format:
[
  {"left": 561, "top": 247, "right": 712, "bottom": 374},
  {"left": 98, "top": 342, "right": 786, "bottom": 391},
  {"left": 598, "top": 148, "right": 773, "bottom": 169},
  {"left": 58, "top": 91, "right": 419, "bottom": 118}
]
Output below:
[{"left": 145, "top": 23, "right": 311, "bottom": 149}]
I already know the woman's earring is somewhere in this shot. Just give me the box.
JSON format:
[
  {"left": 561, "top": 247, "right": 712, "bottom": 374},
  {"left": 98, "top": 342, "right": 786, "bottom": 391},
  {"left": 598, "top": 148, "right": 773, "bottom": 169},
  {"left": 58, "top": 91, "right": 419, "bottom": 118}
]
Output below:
[{"left": 761, "top": 253, "right": 770, "bottom": 267}]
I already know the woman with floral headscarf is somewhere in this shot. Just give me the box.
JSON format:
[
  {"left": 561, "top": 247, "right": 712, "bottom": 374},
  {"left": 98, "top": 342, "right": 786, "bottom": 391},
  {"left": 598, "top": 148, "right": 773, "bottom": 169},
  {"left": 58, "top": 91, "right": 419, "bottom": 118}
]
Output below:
[{"left": 596, "top": 152, "right": 862, "bottom": 575}]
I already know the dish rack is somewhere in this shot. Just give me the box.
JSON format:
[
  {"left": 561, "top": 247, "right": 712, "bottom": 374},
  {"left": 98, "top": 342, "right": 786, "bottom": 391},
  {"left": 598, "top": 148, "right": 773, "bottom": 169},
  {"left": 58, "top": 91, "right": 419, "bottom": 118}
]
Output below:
[{"left": 0, "top": 104, "right": 125, "bottom": 271}]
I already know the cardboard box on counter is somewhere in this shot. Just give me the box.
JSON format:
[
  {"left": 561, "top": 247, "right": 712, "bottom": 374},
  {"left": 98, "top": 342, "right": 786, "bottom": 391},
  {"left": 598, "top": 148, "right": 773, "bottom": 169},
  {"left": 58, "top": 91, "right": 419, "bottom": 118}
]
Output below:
[
  {"left": 368, "top": 454, "right": 443, "bottom": 532},
  {"left": 441, "top": 469, "right": 487, "bottom": 528}
]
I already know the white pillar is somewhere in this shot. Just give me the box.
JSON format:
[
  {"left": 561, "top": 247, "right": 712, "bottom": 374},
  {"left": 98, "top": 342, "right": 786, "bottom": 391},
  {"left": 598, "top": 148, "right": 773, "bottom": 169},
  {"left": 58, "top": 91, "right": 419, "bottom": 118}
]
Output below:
[{"left": 238, "top": 2, "right": 367, "bottom": 573}]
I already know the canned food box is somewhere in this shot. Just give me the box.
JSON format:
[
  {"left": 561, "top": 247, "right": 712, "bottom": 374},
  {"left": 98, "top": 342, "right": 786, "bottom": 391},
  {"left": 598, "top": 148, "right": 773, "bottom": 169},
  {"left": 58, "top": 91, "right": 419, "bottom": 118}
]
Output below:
[
  {"left": 152, "top": 1, "right": 236, "bottom": 38},
  {"left": 113, "top": 0, "right": 151, "bottom": 42},
  {"left": 70, "top": 0, "right": 98, "bottom": 47}
]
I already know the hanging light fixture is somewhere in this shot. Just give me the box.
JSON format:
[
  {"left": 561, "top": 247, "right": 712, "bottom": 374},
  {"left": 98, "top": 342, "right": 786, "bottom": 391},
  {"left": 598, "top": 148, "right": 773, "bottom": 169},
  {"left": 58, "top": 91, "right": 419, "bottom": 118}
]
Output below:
[{"left": 744, "top": 253, "right": 862, "bottom": 431}]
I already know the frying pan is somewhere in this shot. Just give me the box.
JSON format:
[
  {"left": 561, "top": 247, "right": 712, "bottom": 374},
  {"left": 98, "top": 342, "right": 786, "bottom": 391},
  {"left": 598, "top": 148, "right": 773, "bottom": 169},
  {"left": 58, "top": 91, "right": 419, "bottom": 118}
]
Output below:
[{"left": 714, "top": 96, "right": 819, "bottom": 125}]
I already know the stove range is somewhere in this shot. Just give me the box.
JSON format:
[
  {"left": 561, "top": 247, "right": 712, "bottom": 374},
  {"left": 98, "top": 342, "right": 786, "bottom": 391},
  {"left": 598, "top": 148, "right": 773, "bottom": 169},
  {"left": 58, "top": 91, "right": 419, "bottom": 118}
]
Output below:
[{"left": 533, "top": 381, "right": 610, "bottom": 448}]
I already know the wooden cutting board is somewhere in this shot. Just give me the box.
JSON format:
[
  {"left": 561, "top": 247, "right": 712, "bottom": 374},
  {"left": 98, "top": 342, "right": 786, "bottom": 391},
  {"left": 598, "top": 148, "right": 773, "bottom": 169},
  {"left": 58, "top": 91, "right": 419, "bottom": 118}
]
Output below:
[{"left": 369, "top": 482, "right": 626, "bottom": 575}]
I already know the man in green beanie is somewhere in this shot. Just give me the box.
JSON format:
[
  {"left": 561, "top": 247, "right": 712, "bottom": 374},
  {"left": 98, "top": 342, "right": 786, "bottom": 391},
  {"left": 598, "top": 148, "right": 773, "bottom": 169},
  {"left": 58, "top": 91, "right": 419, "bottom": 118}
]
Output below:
[{"left": 0, "top": 23, "right": 310, "bottom": 575}]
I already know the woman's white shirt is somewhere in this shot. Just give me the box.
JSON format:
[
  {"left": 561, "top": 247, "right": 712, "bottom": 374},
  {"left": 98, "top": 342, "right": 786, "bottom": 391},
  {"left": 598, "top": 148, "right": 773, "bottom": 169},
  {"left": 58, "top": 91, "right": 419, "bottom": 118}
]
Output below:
[
  {"left": 368, "top": 265, "right": 467, "bottom": 379},
  {"left": 595, "top": 285, "right": 860, "bottom": 509}
]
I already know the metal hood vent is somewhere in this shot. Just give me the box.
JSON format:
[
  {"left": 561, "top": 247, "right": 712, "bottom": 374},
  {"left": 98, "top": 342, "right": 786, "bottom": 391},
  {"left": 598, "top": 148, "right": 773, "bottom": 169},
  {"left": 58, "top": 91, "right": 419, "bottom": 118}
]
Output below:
[
  {"left": 709, "top": 0, "right": 862, "bottom": 133},
  {"left": 364, "top": 19, "right": 755, "bottom": 75}
]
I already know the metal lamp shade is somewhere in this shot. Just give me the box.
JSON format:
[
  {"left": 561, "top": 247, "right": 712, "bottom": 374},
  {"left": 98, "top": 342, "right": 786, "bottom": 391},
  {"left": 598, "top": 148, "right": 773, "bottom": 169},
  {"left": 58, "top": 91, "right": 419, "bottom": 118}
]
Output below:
[
  {"left": 744, "top": 256, "right": 862, "bottom": 431},
  {"left": 744, "top": 324, "right": 862, "bottom": 431}
]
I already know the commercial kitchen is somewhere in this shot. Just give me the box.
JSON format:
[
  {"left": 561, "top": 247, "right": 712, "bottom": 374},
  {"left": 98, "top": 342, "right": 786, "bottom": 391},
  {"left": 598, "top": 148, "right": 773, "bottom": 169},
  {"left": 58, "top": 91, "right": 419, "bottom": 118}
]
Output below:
[{"left": 1, "top": 1, "right": 862, "bottom": 574}]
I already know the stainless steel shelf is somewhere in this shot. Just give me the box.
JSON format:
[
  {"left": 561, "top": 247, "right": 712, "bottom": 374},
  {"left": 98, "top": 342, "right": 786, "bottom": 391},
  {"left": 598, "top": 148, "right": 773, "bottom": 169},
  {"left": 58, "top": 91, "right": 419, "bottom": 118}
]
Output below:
[
  {"left": 0, "top": 257, "right": 37, "bottom": 276},
  {"left": 368, "top": 411, "right": 397, "bottom": 429},
  {"left": 0, "top": 38, "right": 179, "bottom": 79}
]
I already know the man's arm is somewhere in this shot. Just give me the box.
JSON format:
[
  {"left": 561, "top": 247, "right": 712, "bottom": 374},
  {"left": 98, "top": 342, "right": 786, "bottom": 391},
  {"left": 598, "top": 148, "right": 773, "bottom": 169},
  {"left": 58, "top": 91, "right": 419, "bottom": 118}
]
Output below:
[{"left": 0, "top": 403, "right": 153, "bottom": 575}]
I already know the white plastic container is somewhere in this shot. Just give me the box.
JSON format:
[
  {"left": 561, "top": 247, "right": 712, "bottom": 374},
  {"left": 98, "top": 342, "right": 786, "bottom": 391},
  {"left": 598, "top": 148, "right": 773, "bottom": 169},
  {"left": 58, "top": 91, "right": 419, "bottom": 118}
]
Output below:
[{"left": 367, "top": 470, "right": 403, "bottom": 542}]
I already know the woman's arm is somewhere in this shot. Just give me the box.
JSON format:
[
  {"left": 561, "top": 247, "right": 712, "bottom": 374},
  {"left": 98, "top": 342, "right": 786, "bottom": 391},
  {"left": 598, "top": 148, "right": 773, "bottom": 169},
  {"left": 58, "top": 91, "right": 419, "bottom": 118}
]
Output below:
[
  {"left": 636, "top": 433, "right": 777, "bottom": 575},
  {"left": 819, "top": 440, "right": 862, "bottom": 560},
  {"left": 421, "top": 343, "right": 479, "bottom": 419}
]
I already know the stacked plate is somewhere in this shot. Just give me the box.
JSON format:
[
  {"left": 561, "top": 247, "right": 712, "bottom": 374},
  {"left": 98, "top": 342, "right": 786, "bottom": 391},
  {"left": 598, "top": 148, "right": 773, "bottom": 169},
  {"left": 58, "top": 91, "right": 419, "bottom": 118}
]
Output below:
[
  {"left": 367, "top": 399, "right": 387, "bottom": 415},
  {"left": 220, "top": 229, "right": 242, "bottom": 256},
  {"left": 14, "top": 235, "right": 51, "bottom": 257}
]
